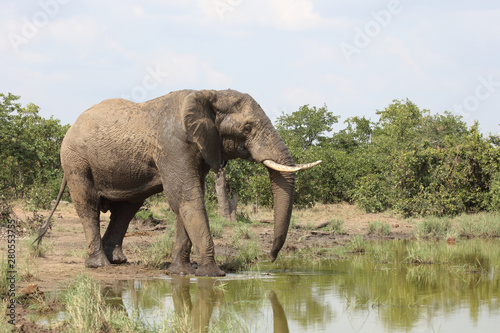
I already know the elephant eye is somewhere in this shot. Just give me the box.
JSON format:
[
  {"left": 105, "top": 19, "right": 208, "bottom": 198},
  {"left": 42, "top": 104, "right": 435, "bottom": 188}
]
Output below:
[{"left": 243, "top": 124, "right": 252, "bottom": 135}]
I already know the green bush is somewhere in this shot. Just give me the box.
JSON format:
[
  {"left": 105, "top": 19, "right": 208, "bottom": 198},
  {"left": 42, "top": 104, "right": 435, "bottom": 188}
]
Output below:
[
  {"left": 0, "top": 196, "right": 13, "bottom": 226},
  {"left": 4, "top": 93, "right": 500, "bottom": 219},
  {"left": 355, "top": 174, "right": 392, "bottom": 213},
  {"left": 488, "top": 172, "right": 500, "bottom": 211},
  {"left": 1, "top": 94, "right": 69, "bottom": 203}
]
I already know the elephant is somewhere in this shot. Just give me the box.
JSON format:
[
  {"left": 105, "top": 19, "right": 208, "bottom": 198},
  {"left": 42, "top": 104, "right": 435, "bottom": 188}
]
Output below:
[{"left": 35, "top": 89, "right": 321, "bottom": 276}]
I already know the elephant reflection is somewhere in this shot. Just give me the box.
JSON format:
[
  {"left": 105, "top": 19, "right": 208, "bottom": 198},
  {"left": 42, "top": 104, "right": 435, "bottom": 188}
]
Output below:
[
  {"left": 171, "top": 278, "right": 290, "bottom": 333},
  {"left": 268, "top": 291, "right": 290, "bottom": 333},
  {"left": 100, "top": 280, "right": 133, "bottom": 310},
  {"left": 171, "top": 277, "right": 220, "bottom": 332}
]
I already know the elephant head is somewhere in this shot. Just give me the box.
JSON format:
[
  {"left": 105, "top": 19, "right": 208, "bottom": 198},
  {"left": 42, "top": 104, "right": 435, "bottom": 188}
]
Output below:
[{"left": 181, "top": 89, "right": 321, "bottom": 261}]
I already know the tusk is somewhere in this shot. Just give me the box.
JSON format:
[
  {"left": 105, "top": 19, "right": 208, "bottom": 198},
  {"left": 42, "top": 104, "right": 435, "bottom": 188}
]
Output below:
[
  {"left": 296, "top": 160, "right": 322, "bottom": 170},
  {"left": 263, "top": 160, "right": 322, "bottom": 172}
]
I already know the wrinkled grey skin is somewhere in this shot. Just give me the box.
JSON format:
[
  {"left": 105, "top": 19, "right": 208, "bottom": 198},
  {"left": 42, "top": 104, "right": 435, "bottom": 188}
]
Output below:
[{"left": 38, "top": 89, "right": 296, "bottom": 277}]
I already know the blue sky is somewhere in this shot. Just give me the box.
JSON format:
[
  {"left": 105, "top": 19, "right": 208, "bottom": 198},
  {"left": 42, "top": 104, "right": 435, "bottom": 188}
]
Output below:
[{"left": 1, "top": 0, "right": 499, "bottom": 135}]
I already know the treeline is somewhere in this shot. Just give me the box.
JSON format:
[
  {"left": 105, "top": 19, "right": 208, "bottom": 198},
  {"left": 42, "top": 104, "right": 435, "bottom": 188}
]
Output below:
[
  {"left": 0, "top": 93, "right": 69, "bottom": 208},
  {"left": 211, "top": 99, "right": 500, "bottom": 217},
  {"left": 2, "top": 92, "right": 500, "bottom": 217}
]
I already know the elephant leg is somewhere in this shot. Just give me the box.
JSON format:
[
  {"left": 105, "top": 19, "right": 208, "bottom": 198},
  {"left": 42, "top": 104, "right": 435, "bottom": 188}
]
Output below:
[
  {"left": 167, "top": 216, "right": 196, "bottom": 275},
  {"left": 68, "top": 175, "right": 110, "bottom": 268},
  {"left": 179, "top": 200, "right": 225, "bottom": 277},
  {"left": 102, "top": 201, "right": 142, "bottom": 264}
]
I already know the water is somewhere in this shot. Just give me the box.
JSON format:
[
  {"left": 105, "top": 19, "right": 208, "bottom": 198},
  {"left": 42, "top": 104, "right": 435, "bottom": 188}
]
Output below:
[{"left": 98, "top": 239, "right": 500, "bottom": 332}]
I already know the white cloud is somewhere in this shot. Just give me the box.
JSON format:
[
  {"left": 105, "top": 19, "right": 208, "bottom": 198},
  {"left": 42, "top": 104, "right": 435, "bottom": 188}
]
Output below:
[
  {"left": 382, "top": 36, "right": 421, "bottom": 76},
  {"left": 18, "top": 51, "right": 48, "bottom": 64},
  {"left": 265, "top": 0, "right": 331, "bottom": 30},
  {"left": 202, "top": 0, "right": 337, "bottom": 30},
  {"left": 132, "top": 6, "right": 146, "bottom": 18},
  {"left": 280, "top": 86, "right": 326, "bottom": 107},
  {"left": 137, "top": 49, "right": 233, "bottom": 89},
  {"left": 104, "top": 36, "right": 134, "bottom": 60},
  {"left": 203, "top": 63, "right": 233, "bottom": 87},
  {"left": 325, "top": 74, "right": 358, "bottom": 99},
  {"left": 28, "top": 71, "right": 70, "bottom": 83},
  {"left": 48, "top": 17, "right": 106, "bottom": 49}
]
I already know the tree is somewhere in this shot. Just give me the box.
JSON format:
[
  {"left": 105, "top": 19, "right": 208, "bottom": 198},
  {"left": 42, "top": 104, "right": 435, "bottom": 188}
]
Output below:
[
  {"left": 215, "top": 168, "right": 238, "bottom": 221},
  {"left": 331, "top": 116, "right": 373, "bottom": 152},
  {"left": 0, "top": 93, "right": 69, "bottom": 204},
  {"left": 375, "top": 99, "right": 424, "bottom": 142},
  {"left": 274, "top": 105, "right": 340, "bottom": 207},
  {"left": 275, "top": 104, "right": 339, "bottom": 151}
]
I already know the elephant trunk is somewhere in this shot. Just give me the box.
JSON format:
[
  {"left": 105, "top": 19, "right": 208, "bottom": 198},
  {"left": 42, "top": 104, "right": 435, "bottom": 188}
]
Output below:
[
  {"left": 268, "top": 167, "right": 295, "bottom": 262},
  {"left": 256, "top": 136, "right": 297, "bottom": 262},
  {"left": 250, "top": 120, "right": 321, "bottom": 262}
]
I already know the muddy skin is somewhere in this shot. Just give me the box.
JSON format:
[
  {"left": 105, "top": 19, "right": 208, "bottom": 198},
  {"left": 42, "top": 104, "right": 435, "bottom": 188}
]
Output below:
[
  {"left": 85, "top": 249, "right": 111, "bottom": 268},
  {"left": 104, "top": 245, "right": 128, "bottom": 264},
  {"left": 36, "top": 89, "right": 321, "bottom": 277}
]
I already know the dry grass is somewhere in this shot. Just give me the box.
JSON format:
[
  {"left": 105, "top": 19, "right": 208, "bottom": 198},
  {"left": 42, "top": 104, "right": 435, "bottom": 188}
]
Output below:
[{"left": 239, "top": 202, "right": 408, "bottom": 235}]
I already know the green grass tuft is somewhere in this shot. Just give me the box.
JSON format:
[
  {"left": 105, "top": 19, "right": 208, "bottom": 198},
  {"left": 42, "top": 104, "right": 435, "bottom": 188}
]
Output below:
[
  {"left": 455, "top": 212, "right": 500, "bottom": 238},
  {"left": 414, "top": 216, "right": 452, "bottom": 239},
  {"left": 348, "top": 235, "right": 366, "bottom": 253},
  {"left": 25, "top": 235, "right": 53, "bottom": 258},
  {"left": 59, "top": 274, "right": 146, "bottom": 332},
  {"left": 327, "top": 218, "right": 345, "bottom": 234},
  {"left": 367, "top": 221, "right": 391, "bottom": 236},
  {"left": 130, "top": 229, "right": 175, "bottom": 269}
]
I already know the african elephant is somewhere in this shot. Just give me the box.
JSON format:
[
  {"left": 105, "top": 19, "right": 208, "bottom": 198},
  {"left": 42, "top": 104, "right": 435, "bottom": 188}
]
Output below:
[{"left": 35, "top": 89, "right": 321, "bottom": 276}]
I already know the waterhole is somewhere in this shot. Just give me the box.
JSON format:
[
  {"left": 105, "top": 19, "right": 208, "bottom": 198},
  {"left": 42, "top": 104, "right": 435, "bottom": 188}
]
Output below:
[{"left": 34, "top": 239, "right": 500, "bottom": 332}]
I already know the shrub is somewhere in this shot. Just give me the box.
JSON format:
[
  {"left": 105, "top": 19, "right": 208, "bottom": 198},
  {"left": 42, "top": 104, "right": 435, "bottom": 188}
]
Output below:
[
  {"left": 488, "top": 172, "right": 500, "bottom": 211},
  {"left": 0, "top": 196, "right": 13, "bottom": 226},
  {"left": 24, "top": 171, "right": 69, "bottom": 210},
  {"left": 355, "top": 174, "right": 392, "bottom": 213}
]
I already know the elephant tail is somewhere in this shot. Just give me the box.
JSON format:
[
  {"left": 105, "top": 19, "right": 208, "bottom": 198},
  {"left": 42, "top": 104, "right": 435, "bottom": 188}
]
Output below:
[{"left": 33, "top": 176, "right": 67, "bottom": 246}]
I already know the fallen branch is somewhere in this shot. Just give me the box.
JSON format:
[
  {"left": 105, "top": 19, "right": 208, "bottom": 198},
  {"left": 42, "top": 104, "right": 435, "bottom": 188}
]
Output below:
[{"left": 315, "top": 221, "right": 329, "bottom": 229}]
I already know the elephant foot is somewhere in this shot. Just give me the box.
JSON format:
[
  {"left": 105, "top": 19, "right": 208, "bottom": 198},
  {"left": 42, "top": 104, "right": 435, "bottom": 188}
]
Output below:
[
  {"left": 195, "top": 263, "right": 226, "bottom": 277},
  {"left": 85, "top": 250, "right": 111, "bottom": 268},
  {"left": 104, "top": 245, "right": 128, "bottom": 264},
  {"left": 166, "top": 262, "right": 197, "bottom": 276}
]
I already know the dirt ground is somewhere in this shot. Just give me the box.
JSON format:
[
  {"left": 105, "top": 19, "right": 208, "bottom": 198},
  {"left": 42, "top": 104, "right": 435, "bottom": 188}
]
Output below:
[{"left": 4, "top": 202, "right": 415, "bottom": 293}]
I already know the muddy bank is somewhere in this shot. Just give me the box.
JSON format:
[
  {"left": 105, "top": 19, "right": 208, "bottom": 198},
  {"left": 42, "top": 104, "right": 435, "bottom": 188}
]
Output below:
[{"left": 3, "top": 202, "right": 413, "bottom": 293}]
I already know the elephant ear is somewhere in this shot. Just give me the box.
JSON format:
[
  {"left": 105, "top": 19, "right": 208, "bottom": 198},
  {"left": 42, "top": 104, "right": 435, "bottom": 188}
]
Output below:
[{"left": 181, "top": 90, "right": 222, "bottom": 172}]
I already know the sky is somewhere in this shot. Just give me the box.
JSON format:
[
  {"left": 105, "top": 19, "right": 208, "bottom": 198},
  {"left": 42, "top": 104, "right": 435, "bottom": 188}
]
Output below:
[{"left": 1, "top": 0, "right": 499, "bottom": 135}]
